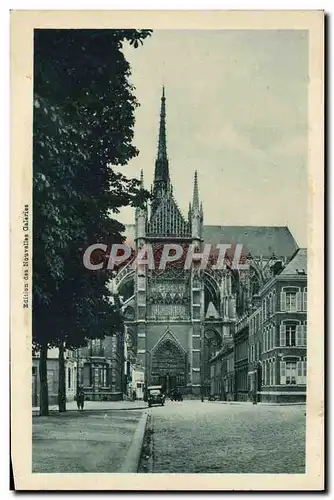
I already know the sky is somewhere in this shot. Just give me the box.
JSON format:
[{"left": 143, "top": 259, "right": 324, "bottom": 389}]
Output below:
[{"left": 119, "top": 30, "right": 308, "bottom": 247}]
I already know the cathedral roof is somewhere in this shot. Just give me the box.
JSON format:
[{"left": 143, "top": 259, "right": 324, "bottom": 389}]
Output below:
[
  {"left": 147, "top": 191, "right": 191, "bottom": 237},
  {"left": 202, "top": 225, "right": 298, "bottom": 258},
  {"left": 124, "top": 224, "right": 298, "bottom": 258}
]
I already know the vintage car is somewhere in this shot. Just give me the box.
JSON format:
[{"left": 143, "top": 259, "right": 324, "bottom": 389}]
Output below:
[{"left": 147, "top": 385, "right": 165, "bottom": 407}]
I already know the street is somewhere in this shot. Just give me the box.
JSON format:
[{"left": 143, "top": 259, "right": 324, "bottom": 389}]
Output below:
[{"left": 140, "top": 400, "right": 306, "bottom": 474}]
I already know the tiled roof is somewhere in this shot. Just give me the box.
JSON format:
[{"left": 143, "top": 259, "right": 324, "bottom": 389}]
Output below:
[
  {"left": 123, "top": 224, "right": 298, "bottom": 259},
  {"left": 279, "top": 248, "right": 307, "bottom": 275}
]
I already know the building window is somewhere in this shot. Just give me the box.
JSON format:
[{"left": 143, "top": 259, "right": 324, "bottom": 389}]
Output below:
[
  {"left": 280, "top": 323, "right": 300, "bottom": 347},
  {"left": 281, "top": 288, "right": 301, "bottom": 312},
  {"left": 68, "top": 367, "right": 71, "bottom": 389},
  {"left": 286, "top": 291, "right": 297, "bottom": 312},
  {"left": 272, "top": 358, "right": 276, "bottom": 385},
  {"left": 273, "top": 291, "right": 276, "bottom": 313},
  {"left": 286, "top": 324, "right": 296, "bottom": 346},
  {"left": 280, "top": 361, "right": 297, "bottom": 385},
  {"left": 269, "top": 360, "right": 275, "bottom": 386},
  {"left": 271, "top": 325, "right": 276, "bottom": 349},
  {"left": 286, "top": 362, "right": 297, "bottom": 385}
]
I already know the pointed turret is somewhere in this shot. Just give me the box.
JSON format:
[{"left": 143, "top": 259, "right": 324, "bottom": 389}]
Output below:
[
  {"left": 152, "top": 87, "right": 170, "bottom": 214},
  {"left": 191, "top": 171, "right": 203, "bottom": 240},
  {"left": 192, "top": 170, "right": 199, "bottom": 211},
  {"left": 135, "top": 170, "right": 147, "bottom": 240},
  {"left": 188, "top": 202, "right": 192, "bottom": 222}
]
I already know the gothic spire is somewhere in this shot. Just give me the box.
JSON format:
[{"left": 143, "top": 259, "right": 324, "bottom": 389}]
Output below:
[
  {"left": 192, "top": 170, "right": 199, "bottom": 211},
  {"left": 152, "top": 87, "right": 170, "bottom": 214},
  {"left": 140, "top": 168, "right": 144, "bottom": 187},
  {"left": 155, "top": 86, "right": 169, "bottom": 180}
]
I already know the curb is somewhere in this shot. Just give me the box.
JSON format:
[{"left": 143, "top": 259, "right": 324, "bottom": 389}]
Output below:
[
  {"left": 209, "top": 401, "right": 306, "bottom": 407},
  {"left": 119, "top": 411, "right": 149, "bottom": 473},
  {"left": 32, "top": 406, "right": 148, "bottom": 416}
]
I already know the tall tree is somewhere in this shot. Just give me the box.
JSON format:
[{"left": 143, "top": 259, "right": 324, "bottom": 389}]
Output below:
[{"left": 33, "top": 29, "right": 151, "bottom": 414}]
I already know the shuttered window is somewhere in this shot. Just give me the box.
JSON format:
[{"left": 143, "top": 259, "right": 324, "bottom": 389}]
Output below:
[
  {"left": 286, "top": 362, "right": 297, "bottom": 385},
  {"left": 280, "top": 324, "right": 286, "bottom": 346},
  {"left": 272, "top": 325, "right": 276, "bottom": 348},
  {"left": 303, "top": 288, "right": 307, "bottom": 311},
  {"left": 280, "top": 291, "right": 286, "bottom": 311},
  {"left": 280, "top": 361, "right": 286, "bottom": 385},
  {"left": 297, "top": 361, "right": 307, "bottom": 384}
]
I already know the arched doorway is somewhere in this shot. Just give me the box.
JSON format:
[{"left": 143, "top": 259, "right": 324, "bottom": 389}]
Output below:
[{"left": 150, "top": 338, "right": 187, "bottom": 393}]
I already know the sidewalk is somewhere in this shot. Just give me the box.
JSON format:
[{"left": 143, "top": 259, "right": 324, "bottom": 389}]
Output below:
[
  {"left": 32, "top": 408, "right": 148, "bottom": 473},
  {"left": 208, "top": 400, "right": 306, "bottom": 406},
  {"left": 33, "top": 400, "right": 147, "bottom": 416}
]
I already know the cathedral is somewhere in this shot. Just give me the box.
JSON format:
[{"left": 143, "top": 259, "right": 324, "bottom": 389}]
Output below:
[{"left": 115, "top": 88, "right": 299, "bottom": 397}]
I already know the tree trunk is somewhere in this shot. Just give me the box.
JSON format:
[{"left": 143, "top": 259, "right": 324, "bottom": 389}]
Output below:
[
  {"left": 39, "top": 343, "right": 49, "bottom": 416},
  {"left": 58, "top": 341, "right": 66, "bottom": 412}
]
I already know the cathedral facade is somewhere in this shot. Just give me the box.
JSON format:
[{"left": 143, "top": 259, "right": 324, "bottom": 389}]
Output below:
[{"left": 116, "top": 88, "right": 299, "bottom": 397}]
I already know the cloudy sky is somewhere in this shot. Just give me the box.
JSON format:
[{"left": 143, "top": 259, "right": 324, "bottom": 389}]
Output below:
[{"left": 120, "top": 30, "right": 308, "bottom": 247}]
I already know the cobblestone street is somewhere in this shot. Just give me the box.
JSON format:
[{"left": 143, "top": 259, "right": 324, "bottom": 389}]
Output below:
[{"left": 145, "top": 401, "right": 306, "bottom": 474}]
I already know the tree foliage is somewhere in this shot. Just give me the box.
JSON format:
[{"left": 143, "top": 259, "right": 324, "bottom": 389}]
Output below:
[{"left": 32, "top": 30, "right": 151, "bottom": 391}]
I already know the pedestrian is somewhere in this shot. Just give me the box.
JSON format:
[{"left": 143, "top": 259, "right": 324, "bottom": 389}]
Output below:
[
  {"left": 132, "top": 389, "right": 137, "bottom": 401},
  {"left": 76, "top": 387, "right": 85, "bottom": 410}
]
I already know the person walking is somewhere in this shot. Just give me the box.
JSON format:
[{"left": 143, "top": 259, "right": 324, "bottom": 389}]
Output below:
[{"left": 76, "top": 387, "right": 85, "bottom": 410}]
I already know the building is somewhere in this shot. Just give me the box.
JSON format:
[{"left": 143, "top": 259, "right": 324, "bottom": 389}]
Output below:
[
  {"left": 234, "top": 315, "right": 249, "bottom": 401},
  {"left": 115, "top": 88, "right": 300, "bottom": 397},
  {"left": 210, "top": 339, "right": 234, "bottom": 401},
  {"left": 32, "top": 347, "right": 77, "bottom": 406},
  {"left": 248, "top": 299, "right": 263, "bottom": 401},
  {"left": 254, "top": 248, "right": 307, "bottom": 403},
  {"left": 209, "top": 248, "right": 307, "bottom": 404}
]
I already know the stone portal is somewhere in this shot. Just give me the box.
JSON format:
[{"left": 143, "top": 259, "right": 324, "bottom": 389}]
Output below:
[{"left": 150, "top": 337, "right": 187, "bottom": 392}]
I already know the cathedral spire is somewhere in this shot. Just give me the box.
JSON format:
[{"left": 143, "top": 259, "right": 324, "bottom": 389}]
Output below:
[
  {"left": 152, "top": 87, "right": 170, "bottom": 214},
  {"left": 192, "top": 170, "right": 199, "bottom": 211},
  {"left": 140, "top": 168, "right": 144, "bottom": 187},
  {"left": 156, "top": 86, "right": 169, "bottom": 177}
]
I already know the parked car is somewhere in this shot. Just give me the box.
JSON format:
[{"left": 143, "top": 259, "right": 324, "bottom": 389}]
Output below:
[
  {"left": 208, "top": 394, "right": 218, "bottom": 401},
  {"left": 147, "top": 385, "right": 165, "bottom": 407}
]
